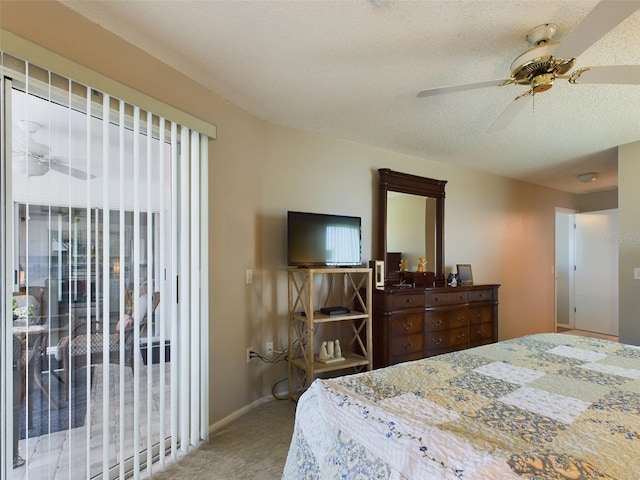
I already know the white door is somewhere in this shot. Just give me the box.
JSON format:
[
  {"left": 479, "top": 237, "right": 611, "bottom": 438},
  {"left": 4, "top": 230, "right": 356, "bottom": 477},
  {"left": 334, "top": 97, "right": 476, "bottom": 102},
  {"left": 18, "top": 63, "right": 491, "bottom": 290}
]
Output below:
[{"left": 575, "top": 209, "right": 618, "bottom": 336}]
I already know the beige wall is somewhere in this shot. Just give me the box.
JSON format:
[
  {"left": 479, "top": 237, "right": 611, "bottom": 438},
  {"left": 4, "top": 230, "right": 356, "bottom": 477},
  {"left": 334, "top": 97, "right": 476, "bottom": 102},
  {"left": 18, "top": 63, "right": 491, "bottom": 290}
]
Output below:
[
  {"left": 2, "top": 1, "right": 584, "bottom": 425},
  {"left": 618, "top": 141, "right": 640, "bottom": 345},
  {"left": 578, "top": 188, "right": 618, "bottom": 212}
]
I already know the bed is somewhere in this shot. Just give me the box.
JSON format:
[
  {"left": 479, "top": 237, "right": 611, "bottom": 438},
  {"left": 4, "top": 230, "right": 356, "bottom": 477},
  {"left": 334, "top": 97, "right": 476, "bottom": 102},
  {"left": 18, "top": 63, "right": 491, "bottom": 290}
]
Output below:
[{"left": 282, "top": 333, "right": 640, "bottom": 479}]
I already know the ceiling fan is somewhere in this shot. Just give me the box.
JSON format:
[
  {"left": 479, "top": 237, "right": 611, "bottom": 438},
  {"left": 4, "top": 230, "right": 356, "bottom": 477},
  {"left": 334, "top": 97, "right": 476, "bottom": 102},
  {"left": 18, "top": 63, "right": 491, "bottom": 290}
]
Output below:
[
  {"left": 417, "top": 0, "right": 640, "bottom": 132},
  {"left": 12, "top": 120, "right": 95, "bottom": 179}
]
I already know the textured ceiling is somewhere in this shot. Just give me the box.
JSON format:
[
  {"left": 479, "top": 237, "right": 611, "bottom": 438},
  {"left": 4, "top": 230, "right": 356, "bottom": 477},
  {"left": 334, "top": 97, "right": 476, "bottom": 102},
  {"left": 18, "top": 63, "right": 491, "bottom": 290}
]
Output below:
[{"left": 60, "top": 0, "right": 640, "bottom": 194}]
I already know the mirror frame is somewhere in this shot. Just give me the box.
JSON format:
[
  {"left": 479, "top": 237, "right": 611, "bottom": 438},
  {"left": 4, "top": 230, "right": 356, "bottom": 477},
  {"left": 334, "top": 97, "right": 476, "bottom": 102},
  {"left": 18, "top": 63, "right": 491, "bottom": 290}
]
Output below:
[{"left": 378, "top": 168, "right": 447, "bottom": 286}]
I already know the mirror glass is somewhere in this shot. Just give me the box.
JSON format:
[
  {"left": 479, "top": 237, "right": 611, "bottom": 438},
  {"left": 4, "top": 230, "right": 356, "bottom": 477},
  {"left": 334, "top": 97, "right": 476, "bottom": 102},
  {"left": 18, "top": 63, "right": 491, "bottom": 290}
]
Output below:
[
  {"left": 386, "top": 192, "right": 437, "bottom": 272},
  {"left": 378, "top": 169, "right": 446, "bottom": 286}
]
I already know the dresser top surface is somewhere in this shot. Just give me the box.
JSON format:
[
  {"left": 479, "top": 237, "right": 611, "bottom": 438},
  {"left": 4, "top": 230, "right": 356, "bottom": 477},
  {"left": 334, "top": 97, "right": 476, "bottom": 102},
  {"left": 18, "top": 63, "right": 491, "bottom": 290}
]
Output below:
[{"left": 377, "top": 284, "right": 500, "bottom": 294}]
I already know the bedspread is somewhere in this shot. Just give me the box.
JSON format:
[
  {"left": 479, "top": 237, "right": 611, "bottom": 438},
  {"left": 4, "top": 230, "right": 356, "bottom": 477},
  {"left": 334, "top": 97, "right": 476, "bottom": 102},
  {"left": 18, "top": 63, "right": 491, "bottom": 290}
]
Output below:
[{"left": 282, "top": 333, "right": 640, "bottom": 479}]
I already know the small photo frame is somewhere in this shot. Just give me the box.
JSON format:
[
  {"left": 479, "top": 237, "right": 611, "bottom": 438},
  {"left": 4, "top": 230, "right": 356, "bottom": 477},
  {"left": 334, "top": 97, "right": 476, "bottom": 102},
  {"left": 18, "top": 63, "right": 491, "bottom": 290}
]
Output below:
[
  {"left": 370, "top": 260, "right": 385, "bottom": 289},
  {"left": 456, "top": 264, "right": 473, "bottom": 286}
]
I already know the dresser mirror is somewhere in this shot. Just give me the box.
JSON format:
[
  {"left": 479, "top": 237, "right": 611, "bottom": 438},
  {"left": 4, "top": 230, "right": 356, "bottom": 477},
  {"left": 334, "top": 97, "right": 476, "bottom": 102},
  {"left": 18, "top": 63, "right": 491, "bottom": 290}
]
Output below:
[{"left": 377, "top": 168, "right": 447, "bottom": 286}]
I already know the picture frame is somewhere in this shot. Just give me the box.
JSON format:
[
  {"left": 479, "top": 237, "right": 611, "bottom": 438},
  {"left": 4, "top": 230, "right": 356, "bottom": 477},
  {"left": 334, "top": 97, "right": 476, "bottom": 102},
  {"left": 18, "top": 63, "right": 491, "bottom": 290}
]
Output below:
[
  {"left": 370, "top": 260, "right": 385, "bottom": 289},
  {"left": 456, "top": 264, "right": 473, "bottom": 286}
]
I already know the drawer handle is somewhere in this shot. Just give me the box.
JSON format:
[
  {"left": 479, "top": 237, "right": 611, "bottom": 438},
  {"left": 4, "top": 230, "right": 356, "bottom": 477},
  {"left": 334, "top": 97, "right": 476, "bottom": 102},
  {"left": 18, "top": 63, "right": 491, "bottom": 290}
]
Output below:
[
  {"left": 457, "top": 333, "right": 466, "bottom": 340},
  {"left": 476, "top": 313, "right": 484, "bottom": 319},
  {"left": 478, "top": 293, "right": 484, "bottom": 298},
  {"left": 432, "top": 319, "right": 442, "bottom": 327},
  {"left": 457, "top": 316, "right": 466, "bottom": 321},
  {"left": 402, "top": 341, "right": 413, "bottom": 350},
  {"left": 432, "top": 338, "right": 442, "bottom": 345},
  {"left": 406, "top": 298, "right": 413, "bottom": 304},
  {"left": 403, "top": 322, "right": 413, "bottom": 331},
  {"left": 459, "top": 295, "right": 465, "bottom": 300},
  {"left": 434, "top": 296, "right": 440, "bottom": 302},
  {"left": 477, "top": 328, "right": 486, "bottom": 335}
]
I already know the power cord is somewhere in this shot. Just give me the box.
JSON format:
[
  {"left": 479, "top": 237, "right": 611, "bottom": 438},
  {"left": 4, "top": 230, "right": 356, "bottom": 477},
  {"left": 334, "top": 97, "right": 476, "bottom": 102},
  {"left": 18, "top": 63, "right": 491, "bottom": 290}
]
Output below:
[
  {"left": 271, "top": 377, "right": 289, "bottom": 401},
  {"left": 248, "top": 349, "right": 288, "bottom": 364},
  {"left": 248, "top": 333, "right": 314, "bottom": 401},
  {"left": 247, "top": 351, "right": 291, "bottom": 400},
  {"left": 248, "top": 330, "right": 311, "bottom": 364}
]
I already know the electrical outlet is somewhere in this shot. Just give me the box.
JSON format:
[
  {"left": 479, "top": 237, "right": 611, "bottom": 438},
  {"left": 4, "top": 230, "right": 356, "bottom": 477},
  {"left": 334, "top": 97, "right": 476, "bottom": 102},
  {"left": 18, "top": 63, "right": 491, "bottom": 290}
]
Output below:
[
  {"left": 246, "top": 347, "right": 253, "bottom": 363},
  {"left": 265, "top": 341, "right": 274, "bottom": 357}
]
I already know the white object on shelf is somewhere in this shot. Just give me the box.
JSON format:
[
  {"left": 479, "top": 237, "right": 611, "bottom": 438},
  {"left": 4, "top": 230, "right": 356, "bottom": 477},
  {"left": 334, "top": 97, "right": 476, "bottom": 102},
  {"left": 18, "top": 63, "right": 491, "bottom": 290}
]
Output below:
[
  {"left": 316, "top": 338, "right": 345, "bottom": 364},
  {"left": 318, "top": 341, "right": 330, "bottom": 361}
]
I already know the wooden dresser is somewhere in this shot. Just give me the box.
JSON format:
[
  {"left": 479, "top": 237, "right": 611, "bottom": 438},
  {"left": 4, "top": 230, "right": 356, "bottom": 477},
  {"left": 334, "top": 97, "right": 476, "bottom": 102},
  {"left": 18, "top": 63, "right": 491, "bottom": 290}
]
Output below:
[{"left": 373, "top": 284, "right": 499, "bottom": 368}]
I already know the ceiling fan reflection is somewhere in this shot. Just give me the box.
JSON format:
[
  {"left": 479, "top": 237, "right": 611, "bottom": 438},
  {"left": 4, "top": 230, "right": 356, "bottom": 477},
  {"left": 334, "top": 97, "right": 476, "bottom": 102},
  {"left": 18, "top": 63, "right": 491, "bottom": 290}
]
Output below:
[{"left": 12, "top": 120, "right": 96, "bottom": 180}]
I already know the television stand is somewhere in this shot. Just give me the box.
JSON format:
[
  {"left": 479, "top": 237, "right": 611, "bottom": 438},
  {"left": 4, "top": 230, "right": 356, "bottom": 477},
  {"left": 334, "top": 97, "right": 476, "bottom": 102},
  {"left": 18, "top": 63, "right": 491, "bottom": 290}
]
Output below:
[{"left": 287, "top": 267, "right": 372, "bottom": 400}]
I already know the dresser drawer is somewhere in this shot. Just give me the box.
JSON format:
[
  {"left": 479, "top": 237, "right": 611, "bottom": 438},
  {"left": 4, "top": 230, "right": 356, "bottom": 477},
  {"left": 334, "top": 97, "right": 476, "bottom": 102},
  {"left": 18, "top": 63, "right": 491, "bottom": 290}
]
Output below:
[
  {"left": 424, "top": 309, "right": 468, "bottom": 332},
  {"left": 469, "top": 321, "right": 493, "bottom": 344},
  {"left": 425, "top": 326, "right": 468, "bottom": 352},
  {"left": 390, "top": 333, "right": 423, "bottom": 355},
  {"left": 469, "top": 289, "right": 494, "bottom": 303},
  {"left": 389, "top": 293, "right": 425, "bottom": 309},
  {"left": 425, "top": 291, "right": 468, "bottom": 306},
  {"left": 469, "top": 305, "right": 493, "bottom": 325},
  {"left": 389, "top": 313, "right": 423, "bottom": 336}
]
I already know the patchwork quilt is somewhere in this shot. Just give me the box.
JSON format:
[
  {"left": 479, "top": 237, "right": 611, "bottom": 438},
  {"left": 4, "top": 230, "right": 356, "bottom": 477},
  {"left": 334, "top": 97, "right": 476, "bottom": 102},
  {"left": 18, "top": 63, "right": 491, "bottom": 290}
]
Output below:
[{"left": 282, "top": 333, "right": 640, "bottom": 479}]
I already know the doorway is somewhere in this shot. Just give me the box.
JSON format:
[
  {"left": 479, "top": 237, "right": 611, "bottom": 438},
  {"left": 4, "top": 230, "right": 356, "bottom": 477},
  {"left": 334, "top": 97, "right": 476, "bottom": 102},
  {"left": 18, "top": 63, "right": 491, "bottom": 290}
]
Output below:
[{"left": 555, "top": 208, "right": 619, "bottom": 336}]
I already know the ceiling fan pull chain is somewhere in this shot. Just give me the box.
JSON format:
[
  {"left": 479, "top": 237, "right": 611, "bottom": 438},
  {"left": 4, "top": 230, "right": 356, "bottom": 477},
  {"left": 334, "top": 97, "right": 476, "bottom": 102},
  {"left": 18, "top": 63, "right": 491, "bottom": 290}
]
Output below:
[{"left": 532, "top": 94, "right": 535, "bottom": 113}]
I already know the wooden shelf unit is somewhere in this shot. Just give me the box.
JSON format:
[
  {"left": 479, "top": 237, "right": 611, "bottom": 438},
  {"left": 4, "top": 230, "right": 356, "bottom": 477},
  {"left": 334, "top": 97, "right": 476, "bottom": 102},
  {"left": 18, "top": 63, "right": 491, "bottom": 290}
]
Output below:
[{"left": 288, "top": 267, "right": 372, "bottom": 400}]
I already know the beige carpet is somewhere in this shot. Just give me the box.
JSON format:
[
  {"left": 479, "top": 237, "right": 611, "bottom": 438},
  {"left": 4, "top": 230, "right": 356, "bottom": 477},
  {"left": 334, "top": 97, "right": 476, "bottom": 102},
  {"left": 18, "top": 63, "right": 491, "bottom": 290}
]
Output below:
[
  {"left": 149, "top": 399, "right": 296, "bottom": 479},
  {"left": 557, "top": 328, "right": 618, "bottom": 342}
]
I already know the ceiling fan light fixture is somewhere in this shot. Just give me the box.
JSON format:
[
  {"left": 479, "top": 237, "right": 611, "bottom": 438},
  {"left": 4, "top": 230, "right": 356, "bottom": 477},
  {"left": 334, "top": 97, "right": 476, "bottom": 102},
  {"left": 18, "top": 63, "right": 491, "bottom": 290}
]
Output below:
[
  {"left": 27, "top": 139, "right": 50, "bottom": 157},
  {"left": 13, "top": 155, "right": 49, "bottom": 177},
  {"left": 510, "top": 45, "right": 576, "bottom": 84},
  {"left": 510, "top": 43, "right": 557, "bottom": 80},
  {"left": 577, "top": 172, "right": 598, "bottom": 183}
]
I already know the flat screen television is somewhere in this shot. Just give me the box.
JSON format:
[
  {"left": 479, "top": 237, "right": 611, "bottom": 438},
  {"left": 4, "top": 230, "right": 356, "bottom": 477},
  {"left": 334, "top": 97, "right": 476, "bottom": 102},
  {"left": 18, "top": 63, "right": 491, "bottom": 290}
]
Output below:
[{"left": 287, "top": 211, "right": 362, "bottom": 267}]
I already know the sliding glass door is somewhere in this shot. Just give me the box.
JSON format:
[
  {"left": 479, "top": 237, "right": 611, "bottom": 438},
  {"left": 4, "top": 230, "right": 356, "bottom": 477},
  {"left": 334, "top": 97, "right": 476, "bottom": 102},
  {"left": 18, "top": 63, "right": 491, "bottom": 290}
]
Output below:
[{"left": 1, "top": 55, "right": 209, "bottom": 479}]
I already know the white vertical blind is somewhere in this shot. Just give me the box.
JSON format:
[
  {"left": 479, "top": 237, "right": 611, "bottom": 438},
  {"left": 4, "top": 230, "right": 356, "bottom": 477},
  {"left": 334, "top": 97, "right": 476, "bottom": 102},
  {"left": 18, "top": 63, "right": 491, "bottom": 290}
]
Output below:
[
  {"left": 101, "top": 92, "right": 111, "bottom": 477},
  {"left": 158, "top": 116, "right": 169, "bottom": 466},
  {"left": 169, "top": 122, "right": 180, "bottom": 459},
  {"left": 144, "top": 109, "right": 154, "bottom": 475},
  {"left": 117, "top": 98, "right": 127, "bottom": 480},
  {"left": 178, "top": 125, "right": 191, "bottom": 454},
  {"left": 0, "top": 74, "right": 13, "bottom": 478},
  {"left": 189, "top": 130, "right": 200, "bottom": 446},
  {"left": 0, "top": 53, "right": 211, "bottom": 480},
  {"left": 199, "top": 136, "right": 210, "bottom": 441}
]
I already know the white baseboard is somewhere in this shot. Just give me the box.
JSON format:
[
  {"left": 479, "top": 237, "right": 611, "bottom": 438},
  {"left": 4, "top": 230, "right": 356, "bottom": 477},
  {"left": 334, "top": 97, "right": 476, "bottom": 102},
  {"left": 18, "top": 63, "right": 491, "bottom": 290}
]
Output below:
[{"left": 208, "top": 395, "right": 274, "bottom": 435}]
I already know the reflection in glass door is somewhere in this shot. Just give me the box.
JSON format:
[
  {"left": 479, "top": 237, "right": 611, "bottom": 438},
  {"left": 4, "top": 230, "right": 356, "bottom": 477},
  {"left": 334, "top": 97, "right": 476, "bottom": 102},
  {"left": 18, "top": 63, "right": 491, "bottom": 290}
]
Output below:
[{"left": 2, "top": 56, "right": 209, "bottom": 479}]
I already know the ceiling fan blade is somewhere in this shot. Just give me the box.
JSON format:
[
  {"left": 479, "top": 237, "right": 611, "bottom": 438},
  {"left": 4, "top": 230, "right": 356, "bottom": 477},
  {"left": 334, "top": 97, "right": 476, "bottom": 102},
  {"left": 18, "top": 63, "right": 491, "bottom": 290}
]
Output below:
[
  {"left": 48, "top": 161, "right": 96, "bottom": 180},
  {"left": 553, "top": 0, "right": 640, "bottom": 59},
  {"left": 417, "top": 79, "right": 508, "bottom": 98},
  {"left": 572, "top": 65, "right": 640, "bottom": 84},
  {"left": 486, "top": 95, "right": 532, "bottom": 133}
]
